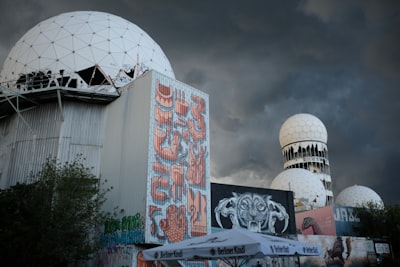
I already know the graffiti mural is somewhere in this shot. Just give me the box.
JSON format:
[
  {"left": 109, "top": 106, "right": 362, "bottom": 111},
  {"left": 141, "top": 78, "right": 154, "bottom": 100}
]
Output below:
[
  {"left": 136, "top": 251, "right": 165, "bottom": 267},
  {"left": 100, "top": 213, "right": 145, "bottom": 248},
  {"left": 295, "top": 205, "right": 336, "bottom": 236},
  {"left": 214, "top": 192, "right": 289, "bottom": 234},
  {"left": 99, "top": 245, "right": 134, "bottom": 267},
  {"left": 298, "top": 235, "right": 377, "bottom": 267},
  {"left": 145, "top": 73, "right": 210, "bottom": 245},
  {"left": 211, "top": 183, "right": 296, "bottom": 235},
  {"left": 334, "top": 206, "right": 361, "bottom": 236}
]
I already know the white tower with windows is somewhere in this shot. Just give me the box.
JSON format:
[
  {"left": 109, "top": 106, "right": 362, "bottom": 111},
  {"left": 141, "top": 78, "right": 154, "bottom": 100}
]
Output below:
[{"left": 279, "top": 113, "right": 334, "bottom": 205}]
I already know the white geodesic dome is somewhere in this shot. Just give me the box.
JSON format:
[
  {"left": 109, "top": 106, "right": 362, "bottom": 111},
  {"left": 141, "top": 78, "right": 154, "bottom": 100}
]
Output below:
[
  {"left": 271, "top": 168, "right": 327, "bottom": 208},
  {"left": 335, "top": 185, "right": 384, "bottom": 209},
  {"left": 0, "top": 11, "right": 175, "bottom": 90},
  {"left": 279, "top": 113, "right": 327, "bottom": 148}
]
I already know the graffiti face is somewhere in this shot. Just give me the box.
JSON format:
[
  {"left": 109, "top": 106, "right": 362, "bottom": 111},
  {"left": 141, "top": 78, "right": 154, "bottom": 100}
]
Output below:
[
  {"left": 237, "top": 193, "right": 270, "bottom": 231},
  {"left": 214, "top": 192, "right": 289, "bottom": 234}
]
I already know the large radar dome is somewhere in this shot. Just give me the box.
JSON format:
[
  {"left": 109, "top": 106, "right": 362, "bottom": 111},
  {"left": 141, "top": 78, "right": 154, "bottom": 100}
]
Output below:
[
  {"left": 279, "top": 113, "right": 327, "bottom": 148},
  {"left": 335, "top": 185, "right": 384, "bottom": 209},
  {"left": 0, "top": 11, "right": 175, "bottom": 90},
  {"left": 271, "top": 168, "right": 326, "bottom": 208}
]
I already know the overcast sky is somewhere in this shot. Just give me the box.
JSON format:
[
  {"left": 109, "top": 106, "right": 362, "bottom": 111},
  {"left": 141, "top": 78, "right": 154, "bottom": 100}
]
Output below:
[{"left": 1, "top": 0, "right": 399, "bottom": 205}]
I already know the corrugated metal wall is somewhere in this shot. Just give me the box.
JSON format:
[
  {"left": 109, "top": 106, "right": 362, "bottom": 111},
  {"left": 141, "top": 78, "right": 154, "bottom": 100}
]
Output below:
[
  {"left": 0, "top": 101, "right": 106, "bottom": 188},
  {"left": 58, "top": 103, "right": 106, "bottom": 177}
]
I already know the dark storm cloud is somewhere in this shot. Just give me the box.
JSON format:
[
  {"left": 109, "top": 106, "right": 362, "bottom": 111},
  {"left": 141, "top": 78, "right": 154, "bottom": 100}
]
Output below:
[{"left": 1, "top": 0, "right": 399, "bottom": 204}]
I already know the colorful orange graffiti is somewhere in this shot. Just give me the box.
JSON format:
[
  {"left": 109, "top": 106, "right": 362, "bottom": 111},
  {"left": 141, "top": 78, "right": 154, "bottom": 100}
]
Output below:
[
  {"left": 148, "top": 78, "right": 209, "bottom": 245},
  {"left": 159, "top": 205, "right": 188, "bottom": 242},
  {"left": 188, "top": 188, "right": 207, "bottom": 237},
  {"left": 137, "top": 251, "right": 165, "bottom": 267}
]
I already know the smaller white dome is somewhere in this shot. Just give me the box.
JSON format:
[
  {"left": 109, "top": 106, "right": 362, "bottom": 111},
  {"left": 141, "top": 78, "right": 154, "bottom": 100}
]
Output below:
[
  {"left": 279, "top": 113, "right": 327, "bottom": 148},
  {"left": 271, "top": 168, "right": 326, "bottom": 208},
  {"left": 335, "top": 185, "right": 384, "bottom": 209}
]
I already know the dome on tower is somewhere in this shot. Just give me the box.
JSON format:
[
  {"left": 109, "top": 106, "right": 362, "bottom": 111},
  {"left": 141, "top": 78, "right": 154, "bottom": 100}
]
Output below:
[
  {"left": 271, "top": 168, "right": 326, "bottom": 209},
  {"left": 0, "top": 11, "right": 175, "bottom": 91},
  {"left": 279, "top": 113, "right": 327, "bottom": 148},
  {"left": 335, "top": 185, "right": 384, "bottom": 209}
]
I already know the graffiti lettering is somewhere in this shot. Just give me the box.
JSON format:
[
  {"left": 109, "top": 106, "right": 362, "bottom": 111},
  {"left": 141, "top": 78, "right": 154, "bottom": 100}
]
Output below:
[
  {"left": 101, "top": 213, "right": 145, "bottom": 248},
  {"left": 121, "top": 214, "right": 142, "bottom": 230},
  {"left": 334, "top": 207, "right": 360, "bottom": 222},
  {"left": 105, "top": 213, "right": 143, "bottom": 233},
  {"left": 104, "top": 219, "right": 121, "bottom": 234},
  {"left": 101, "top": 230, "right": 144, "bottom": 248}
]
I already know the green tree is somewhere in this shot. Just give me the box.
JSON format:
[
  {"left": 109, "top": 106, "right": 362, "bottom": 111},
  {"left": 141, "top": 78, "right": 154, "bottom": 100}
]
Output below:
[
  {"left": 353, "top": 203, "right": 400, "bottom": 266},
  {"left": 0, "top": 156, "right": 113, "bottom": 267}
]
